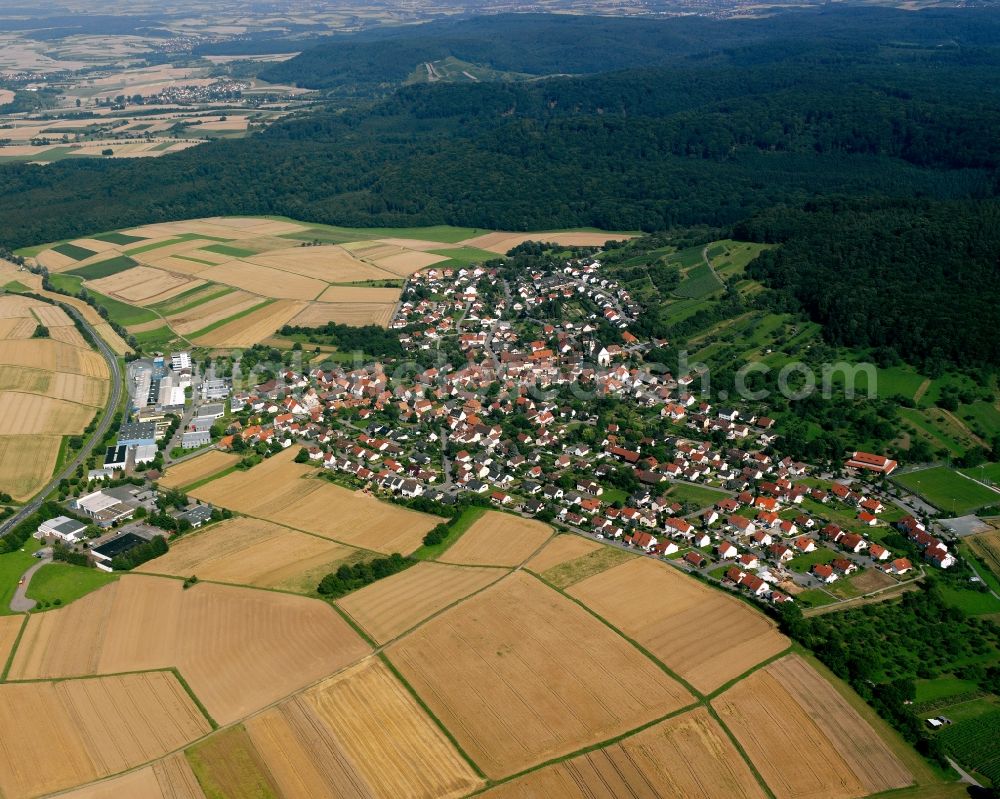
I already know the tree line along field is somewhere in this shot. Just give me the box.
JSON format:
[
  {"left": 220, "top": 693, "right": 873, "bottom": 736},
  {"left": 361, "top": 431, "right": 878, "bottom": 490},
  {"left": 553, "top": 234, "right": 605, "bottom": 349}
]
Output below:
[
  {"left": 23, "top": 217, "right": 634, "bottom": 349},
  {"left": 1, "top": 456, "right": 935, "bottom": 798},
  {"left": 0, "top": 293, "right": 109, "bottom": 500}
]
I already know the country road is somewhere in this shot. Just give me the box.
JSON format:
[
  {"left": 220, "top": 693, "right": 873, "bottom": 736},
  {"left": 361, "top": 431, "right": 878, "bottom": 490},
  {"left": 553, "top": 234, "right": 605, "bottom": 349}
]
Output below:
[{"left": 0, "top": 303, "right": 122, "bottom": 536}]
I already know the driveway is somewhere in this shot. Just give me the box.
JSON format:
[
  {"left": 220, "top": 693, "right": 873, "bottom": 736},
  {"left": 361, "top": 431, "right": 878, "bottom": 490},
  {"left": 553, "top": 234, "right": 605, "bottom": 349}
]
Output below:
[{"left": 10, "top": 553, "right": 52, "bottom": 613}]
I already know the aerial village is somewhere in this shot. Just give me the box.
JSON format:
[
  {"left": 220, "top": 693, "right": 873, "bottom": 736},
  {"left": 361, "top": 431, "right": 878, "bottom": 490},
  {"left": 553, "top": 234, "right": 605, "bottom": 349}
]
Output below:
[{"left": 36, "top": 251, "right": 958, "bottom": 606}]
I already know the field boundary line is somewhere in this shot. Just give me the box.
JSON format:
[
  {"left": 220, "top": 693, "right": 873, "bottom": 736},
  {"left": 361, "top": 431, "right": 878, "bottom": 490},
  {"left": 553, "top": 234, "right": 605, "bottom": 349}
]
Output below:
[
  {"left": 526, "top": 569, "right": 703, "bottom": 700},
  {"left": 0, "top": 613, "right": 27, "bottom": 682},
  {"left": 368, "top": 565, "right": 513, "bottom": 649},
  {"left": 705, "top": 645, "right": 794, "bottom": 701},
  {"left": 377, "top": 651, "right": 487, "bottom": 781},
  {"left": 170, "top": 667, "right": 218, "bottom": 730},
  {"left": 329, "top": 601, "right": 377, "bottom": 648},
  {"left": 704, "top": 703, "right": 778, "bottom": 799},
  {"left": 466, "top": 701, "right": 703, "bottom": 795}
]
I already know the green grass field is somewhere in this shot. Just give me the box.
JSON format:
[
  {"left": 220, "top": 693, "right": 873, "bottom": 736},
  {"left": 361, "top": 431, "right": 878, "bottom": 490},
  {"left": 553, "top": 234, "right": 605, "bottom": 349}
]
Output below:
[
  {"left": 915, "top": 677, "right": 981, "bottom": 704},
  {"left": 0, "top": 538, "right": 40, "bottom": 615},
  {"left": 429, "top": 247, "right": 498, "bottom": 266},
  {"left": 85, "top": 290, "right": 159, "bottom": 327},
  {"left": 789, "top": 547, "right": 838, "bottom": 573},
  {"left": 125, "top": 233, "right": 227, "bottom": 256},
  {"left": 67, "top": 255, "right": 138, "bottom": 280},
  {"left": 52, "top": 242, "right": 96, "bottom": 261},
  {"left": 25, "top": 563, "right": 117, "bottom": 608},
  {"left": 200, "top": 243, "right": 257, "bottom": 258},
  {"left": 188, "top": 299, "right": 273, "bottom": 340},
  {"left": 960, "top": 401, "right": 1000, "bottom": 440},
  {"left": 937, "top": 584, "right": 1000, "bottom": 616},
  {"left": 960, "top": 462, "right": 1000, "bottom": 487},
  {"left": 665, "top": 482, "right": 730, "bottom": 508},
  {"left": 797, "top": 588, "right": 837, "bottom": 607},
  {"left": 895, "top": 467, "right": 1000, "bottom": 515},
  {"left": 3, "top": 280, "right": 30, "bottom": 293},
  {"left": 91, "top": 231, "right": 146, "bottom": 246},
  {"left": 274, "top": 220, "right": 484, "bottom": 245},
  {"left": 673, "top": 261, "right": 723, "bottom": 299},
  {"left": 412, "top": 506, "right": 484, "bottom": 561}
]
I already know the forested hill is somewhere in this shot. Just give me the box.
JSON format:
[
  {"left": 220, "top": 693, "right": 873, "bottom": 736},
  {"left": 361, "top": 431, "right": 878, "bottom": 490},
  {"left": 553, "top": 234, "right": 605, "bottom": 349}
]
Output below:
[
  {"left": 2, "top": 14, "right": 999, "bottom": 249},
  {"left": 738, "top": 199, "right": 1000, "bottom": 370},
  {"left": 259, "top": 9, "right": 1000, "bottom": 95}
]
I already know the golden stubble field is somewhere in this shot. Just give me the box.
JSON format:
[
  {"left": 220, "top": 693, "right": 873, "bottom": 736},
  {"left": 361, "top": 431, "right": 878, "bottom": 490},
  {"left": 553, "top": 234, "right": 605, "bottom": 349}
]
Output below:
[
  {"left": 157, "top": 449, "right": 239, "bottom": 489},
  {"left": 482, "top": 707, "right": 768, "bottom": 799},
  {"left": 56, "top": 754, "right": 204, "bottom": 799},
  {"left": 247, "top": 658, "right": 483, "bottom": 799},
  {"left": 8, "top": 575, "right": 371, "bottom": 725},
  {"left": 0, "top": 294, "right": 108, "bottom": 499},
  {"left": 28, "top": 218, "right": 636, "bottom": 343},
  {"left": 568, "top": 556, "right": 789, "bottom": 694},
  {"left": 712, "top": 654, "right": 913, "bottom": 799},
  {"left": 440, "top": 510, "right": 553, "bottom": 567},
  {"left": 137, "top": 516, "right": 362, "bottom": 594},
  {"left": 188, "top": 448, "right": 438, "bottom": 554},
  {"left": 0, "top": 672, "right": 211, "bottom": 799},
  {"left": 337, "top": 560, "right": 506, "bottom": 643},
  {"left": 386, "top": 571, "right": 694, "bottom": 778}
]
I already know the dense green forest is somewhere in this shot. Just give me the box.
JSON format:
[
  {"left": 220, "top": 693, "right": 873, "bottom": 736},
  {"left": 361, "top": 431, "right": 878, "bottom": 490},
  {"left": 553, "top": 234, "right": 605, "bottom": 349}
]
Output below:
[
  {"left": 739, "top": 199, "right": 1000, "bottom": 369},
  {"left": 1, "top": 9, "right": 999, "bottom": 368}
]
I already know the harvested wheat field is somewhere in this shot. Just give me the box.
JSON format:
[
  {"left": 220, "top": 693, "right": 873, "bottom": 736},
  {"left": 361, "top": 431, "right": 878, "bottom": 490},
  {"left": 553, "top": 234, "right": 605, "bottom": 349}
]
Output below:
[
  {"left": 317, "top": 285, "right": 402, "bottom": 303},
  {"left": 30, "top": 303, "right": 74, "bottom": 327},
  {"left": 91, "top": 322, "right": 132, "bottom": 355},
  {"left": 8, "top": 575, "right": 371, "bottom": 724},
  {"left": 0, "top": 392, "right": 96, "bottom": 435},
  {"left": 287, "top": 300, "right": 391, "bottom": 328},
  {"left": 88, "top": 266, "right": 198, "bottom": 304},
  {"left": 166, "top": 289, "right": 261, "bottom": 335},
  {"left": 459, "top": 230, "right": 635, "bottom": 254},
  {"left": 569, "top": 557, "right": 788, "bottom": 694},
  {"left": 0, "top": 671, "right": 211, "bottom": 799},
  {"left": 137, "top": 517, "right": 361, "bottom": 593},
  {"left": 386, "top": 572, "right": 693, "bottom": 779},
  {"left": 58, "top": 754, "right": 205, "bottom": 799},
  {"left": 0, "top": 615, "right": 23, "bottom": 667},
  {"left": 250, "top": 246, "right": 394, "bottom": 282},
  {"left": 158, "top": 449, "right": 238, "bottom": 489},
  {"left": 338, "top": 561, "right": 505, "bottom": 643},
  {"left": 0, "top": 339, "right": 107, "bottom": 377},
  {"left": 373, "top": 250, "right": 449, "bottom": 275},
  {"left": 0, "top": 434, "right": 62, "bottom": 500},
  {"left": 440, "top": 510, "right": 552, "bottom": 567},
  {"left": 192, "top": 299, "right": 305, "bottom": 347},
  {"left": 483, "top": 706, "right": 767, "bottom": 799},
  {"left": 0, "top": 315, "right": 38, "bottom": 339},
  {"left": 248, "top": 658, "right": 483, "bottom": 799},
  {"left": 200, "top": 260, "right": 325, "bottom": 300},
  {"left": 48, "top": 323, "right": 90, "bottom": 348},
  {"left": 0, "top": 368, "right": 106, "bottom": 406},
  {"left": 525, "top": 533, "right": 602, "bottom": 573},
  {"left": 189, "top": 449, "right": 437, "bottom": 553},
  {"left": 968, "top": 530, "right": 1000, "bottom": 578},
  {"left": 293, "top": 301, "right": 396, "bottom": 328},
  {"left": 540, "top": 544, "right": 636, "bottom": 590},
  {"left": 713, "top": 654, "right": 912, "bottom": 799}
]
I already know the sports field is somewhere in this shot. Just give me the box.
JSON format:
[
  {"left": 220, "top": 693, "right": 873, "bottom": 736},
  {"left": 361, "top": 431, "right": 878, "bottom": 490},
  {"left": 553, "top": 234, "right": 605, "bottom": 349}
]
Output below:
[{"left": 895, "top": 466, "right": 1000, "bottom": 514}]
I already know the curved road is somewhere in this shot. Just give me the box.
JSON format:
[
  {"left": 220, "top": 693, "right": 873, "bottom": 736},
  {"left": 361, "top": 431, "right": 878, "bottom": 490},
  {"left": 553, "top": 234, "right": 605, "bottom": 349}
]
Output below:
[
  {"left": 10, "top": 553, "right": 52, "bottom": 613},
  {"left": 0, "top": 303, "right": 122, "bottom": 536}
]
